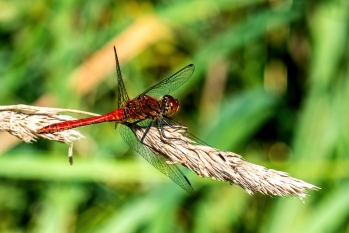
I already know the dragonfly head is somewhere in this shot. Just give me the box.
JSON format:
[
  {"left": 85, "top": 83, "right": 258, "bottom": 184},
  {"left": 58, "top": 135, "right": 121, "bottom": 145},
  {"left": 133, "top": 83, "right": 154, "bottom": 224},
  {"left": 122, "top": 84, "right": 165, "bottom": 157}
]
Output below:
[{"left": 161, "top": 95, "right": 180, "bottom": 117}]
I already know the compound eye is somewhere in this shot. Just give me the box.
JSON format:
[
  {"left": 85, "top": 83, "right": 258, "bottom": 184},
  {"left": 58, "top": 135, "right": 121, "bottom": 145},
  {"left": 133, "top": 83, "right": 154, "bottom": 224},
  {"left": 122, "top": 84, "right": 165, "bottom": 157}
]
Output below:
[
  {"left": 163, "top": 95, "right": 180, "bottom": 117},
  {"left": 175, "top": 99, "right": 180, "bottom": 112}
]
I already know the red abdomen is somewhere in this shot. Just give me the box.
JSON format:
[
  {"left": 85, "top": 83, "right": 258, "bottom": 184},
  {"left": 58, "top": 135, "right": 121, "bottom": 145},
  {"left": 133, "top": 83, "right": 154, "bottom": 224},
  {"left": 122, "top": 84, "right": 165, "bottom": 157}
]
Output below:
[{"left": 37, "top": 108, "right": 126, "bottom": 134}]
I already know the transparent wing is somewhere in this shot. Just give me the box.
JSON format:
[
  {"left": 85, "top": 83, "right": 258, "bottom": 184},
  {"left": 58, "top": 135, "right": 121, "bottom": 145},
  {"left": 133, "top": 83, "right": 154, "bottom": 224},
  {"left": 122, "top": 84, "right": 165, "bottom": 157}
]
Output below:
[
  {"left": 163, "top": 117, "right": 209, "bottom": 146},
  {"left": 119, "top": 124, "right": 195, "bottom": 195},
  {"left": 114, "top": 47, "right": 130, "bottom": 108},
  {"left": 142, "top": 64, "right": 195, "bottom": 99}
]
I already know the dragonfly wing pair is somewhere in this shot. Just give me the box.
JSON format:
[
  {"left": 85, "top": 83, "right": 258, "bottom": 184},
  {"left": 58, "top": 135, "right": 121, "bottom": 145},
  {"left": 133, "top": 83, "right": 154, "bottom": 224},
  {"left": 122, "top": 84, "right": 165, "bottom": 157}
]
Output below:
[
  {"left": 119, "top": 124, "right": 195, "bottom": 195},
  {"left": 141, "top": 64, "right": 195, "bottom": 99},
  {"left": 114, "top": 47, "right": 196, "bottom": 194},
  {"left": 115, "top": 46, "right": 195, "bottom": 106}
]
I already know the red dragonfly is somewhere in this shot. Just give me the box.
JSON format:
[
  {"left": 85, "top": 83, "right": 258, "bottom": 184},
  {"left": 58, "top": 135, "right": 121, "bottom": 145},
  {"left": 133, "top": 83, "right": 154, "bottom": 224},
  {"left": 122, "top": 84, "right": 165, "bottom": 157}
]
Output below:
[{"left": 37, "top": 47, "right": 195, "bottom": 194}]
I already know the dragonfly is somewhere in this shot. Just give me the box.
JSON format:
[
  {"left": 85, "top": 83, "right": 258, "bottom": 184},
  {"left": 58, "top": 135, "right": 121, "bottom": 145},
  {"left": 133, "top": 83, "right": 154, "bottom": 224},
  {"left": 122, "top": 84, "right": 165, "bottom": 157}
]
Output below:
[{"left": 37, "top": 47, "right": 196, "bottom": 194}]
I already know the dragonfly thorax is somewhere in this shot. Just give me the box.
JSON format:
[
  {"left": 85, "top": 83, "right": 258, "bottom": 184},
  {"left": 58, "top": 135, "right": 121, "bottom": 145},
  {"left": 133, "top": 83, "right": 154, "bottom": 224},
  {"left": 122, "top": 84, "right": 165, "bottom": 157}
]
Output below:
[{"left": 161, "top": 95, "right": 180, "bottom": 117}]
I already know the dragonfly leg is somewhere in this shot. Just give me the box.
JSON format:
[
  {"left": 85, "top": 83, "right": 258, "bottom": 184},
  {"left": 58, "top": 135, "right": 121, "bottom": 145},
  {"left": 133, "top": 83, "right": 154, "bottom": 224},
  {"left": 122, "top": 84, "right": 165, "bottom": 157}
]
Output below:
[
  {"left": 163, "top": 116, "right": 184, "bottom": 127},
  {"left": 140, "top": 120, "right": 153, "bottom": 143},
  {"left": 137, "top": 119, "right": 179, "bottom": 147},
  {"left": 162, "top": 118, "right": 173, "bottom": 127},
  {"left": 137, "top": 121, "right": 165, "bottom": 152},
  {"left": 159, "top": 119, "right": 179, "bottom": 141}
]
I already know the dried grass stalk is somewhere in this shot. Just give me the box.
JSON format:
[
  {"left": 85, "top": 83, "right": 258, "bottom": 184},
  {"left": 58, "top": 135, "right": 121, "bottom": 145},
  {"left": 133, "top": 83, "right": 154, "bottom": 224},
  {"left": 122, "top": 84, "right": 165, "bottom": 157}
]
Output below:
[
  {"left": 1, "top": 104, "right": 319, "bottom": 199},
  {"left": 0, "top": 105, "right": 93, "bottom": 143},
  {"left": 135, "top": 125, "right": 319, "bottom": 200}
]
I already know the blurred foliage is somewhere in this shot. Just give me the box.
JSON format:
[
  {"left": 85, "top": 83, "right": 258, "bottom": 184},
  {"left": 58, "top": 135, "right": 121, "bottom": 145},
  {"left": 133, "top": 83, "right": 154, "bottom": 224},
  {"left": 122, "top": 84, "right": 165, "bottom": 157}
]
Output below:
[{"left": 0, "top": 0, "right": 349, "bottom": 232}]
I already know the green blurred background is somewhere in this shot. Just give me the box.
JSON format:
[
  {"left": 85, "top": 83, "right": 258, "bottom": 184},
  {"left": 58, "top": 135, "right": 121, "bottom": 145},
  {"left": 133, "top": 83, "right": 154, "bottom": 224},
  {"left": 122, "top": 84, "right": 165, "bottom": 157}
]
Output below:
[{"left": 0, "top": 0, "right": 348, "bottom": 232}]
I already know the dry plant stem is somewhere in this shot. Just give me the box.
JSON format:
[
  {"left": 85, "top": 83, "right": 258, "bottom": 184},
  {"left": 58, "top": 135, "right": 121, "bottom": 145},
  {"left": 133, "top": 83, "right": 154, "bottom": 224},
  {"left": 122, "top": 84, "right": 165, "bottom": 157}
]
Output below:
[
  {"left": 0, "top": 104, "right": 319, "bottom": 199},
  {"left": 0, "top": 104, "right": 95, "bottom": 144},
  {"left": 0, "top": 104, "right": 100, "bottom": 117},
  {"left": 135, "top": 126, "right": 319, "bottom": 200},
  {"left": 69, "top": 143, "right": 74, "bottom": 165}
]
